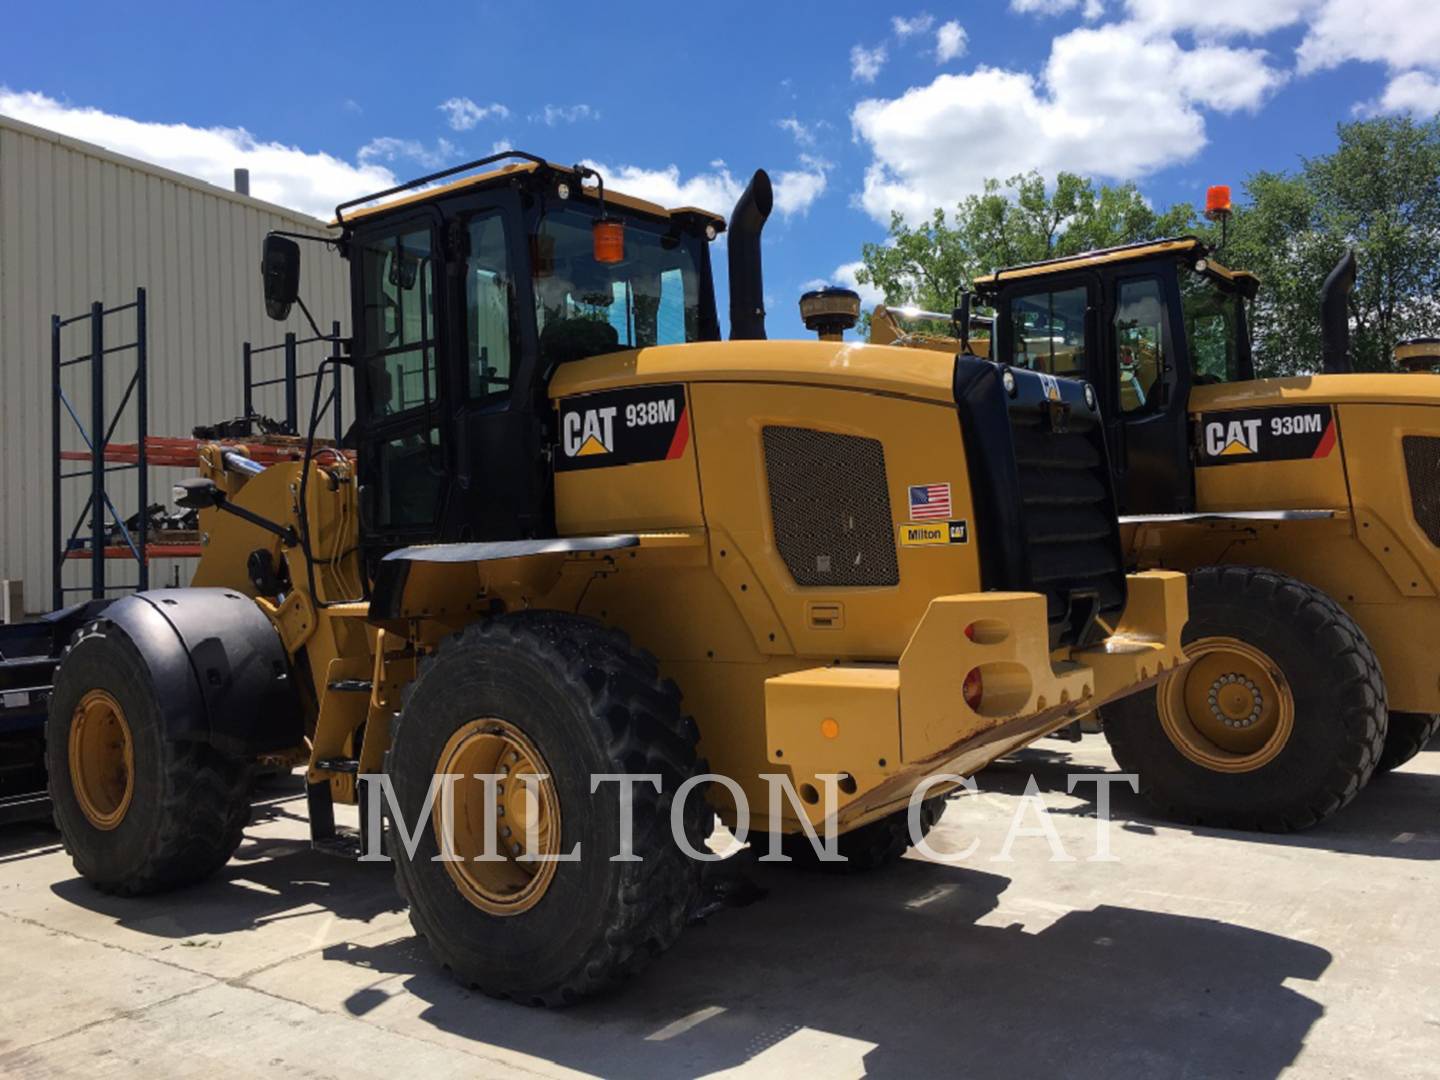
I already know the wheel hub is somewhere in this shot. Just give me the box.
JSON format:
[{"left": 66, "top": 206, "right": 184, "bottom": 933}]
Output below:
[
  {"left": 68, "top": 689, "right": 135, "bottom": 831},
  {"left": 1208, "top": 674, "right": 1264, "bottom": 729},
  {"left": 1158, "top": 636, "right": 1295, "bottom": 773},
  {"left": 433, "top": 719, "right": 561, "bottom": 916}
]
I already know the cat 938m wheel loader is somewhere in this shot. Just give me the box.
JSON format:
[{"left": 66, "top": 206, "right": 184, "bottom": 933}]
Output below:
[{"left": 46, "top": 151, "right": 1186, "bottom": 1004}]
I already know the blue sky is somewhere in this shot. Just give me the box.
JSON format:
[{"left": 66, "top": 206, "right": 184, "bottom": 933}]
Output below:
[{"left": 4, "top": 0, "right": 1439, "bottom": 339}]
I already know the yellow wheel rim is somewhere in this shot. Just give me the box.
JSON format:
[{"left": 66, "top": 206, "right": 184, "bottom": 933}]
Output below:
[
  {"left": 1158, "top": 636, "right": 1295, "bottom": 773},
  {"left": 433, "top": 718, "right": 561, "bottom": 916},
  {"left": 68, "top": 689, "right": 135, "bottom": 830}
]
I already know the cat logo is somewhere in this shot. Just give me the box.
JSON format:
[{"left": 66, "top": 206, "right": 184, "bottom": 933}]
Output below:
[
  {"left": 563, "top": 406, "right": 617, "bottom": 458},
  {"left": 1197, "top": 405, "right": 1335, "bottom": 468},
  {"left": 1205, "top": 417, "right": 1263, "bottom": 458}
]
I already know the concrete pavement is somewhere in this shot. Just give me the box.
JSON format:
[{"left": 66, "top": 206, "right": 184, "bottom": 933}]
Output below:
[{"left": 2, "top": 738, "right": 1437, "bottom": 1078}]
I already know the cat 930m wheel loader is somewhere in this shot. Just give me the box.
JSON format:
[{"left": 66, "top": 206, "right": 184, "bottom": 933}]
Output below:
[
  {"left": 46, "top": 151, "right": 1186, "bottom": 1005},
  {"left": 873, "top": 189, "right": 1439, "bottom": 832}
]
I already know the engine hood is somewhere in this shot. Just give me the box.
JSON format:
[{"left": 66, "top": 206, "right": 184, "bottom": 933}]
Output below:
[
  {"left": 1193, "top": 373, "right": 1440, "bottom": 411},
  {"left": 548, "top": 339, "right": 959, "bottom": 405}
]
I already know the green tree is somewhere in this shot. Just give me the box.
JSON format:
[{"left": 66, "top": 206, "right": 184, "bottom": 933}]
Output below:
[
  {"left": 855, "top": 171, "right": 1197, "bottom": 315},
  {"left": 854, "top": 118, "right": 1440, "bottom": 376},
  {"left": 1225, "top": 115, "right": 1440, "bottom": 375}
]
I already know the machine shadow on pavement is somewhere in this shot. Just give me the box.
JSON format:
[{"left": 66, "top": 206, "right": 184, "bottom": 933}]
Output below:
[
  {"left": 30, "top": 772, "right": 1349, "bottom": 1078},
  {"left": 46, "top": 781, "right": 406, "bottom": 938},
  {"left": 319, "top": 853, "right": 1329, "bottom": 1079},
  {"left": 995, "top": 739, "right": 1440, "bottom": 862}
]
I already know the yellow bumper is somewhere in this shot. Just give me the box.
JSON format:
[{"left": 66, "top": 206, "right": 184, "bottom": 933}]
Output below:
[{"left": 764, "top": 570, "right": 1188, "bottom": 831}]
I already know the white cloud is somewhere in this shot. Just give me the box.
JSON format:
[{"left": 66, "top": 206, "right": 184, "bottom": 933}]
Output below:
[
  {"left": 851, "top": 44, "right": 889, "bottom": 83},
  {"left": 892, "top": 13, "right": 935, "bottom": 37},
  {"left": 851, "top": 23, "right": 1285, "bottom": 224},
  {"left": 778, "top": 116, "right": 817, "bottom": 147},
  {"left": 0, "top": 88, "right": 396, "bottom": 219},
  {"left": 533, "top": 104, "right": 600, "bottom": 126},
  {"left": 773, "top": 156, "right": 832, "bottom": 217},
  {"left": 1123, "top": 0, "right": 1313, "bottom": 37},
  {"left": 936, "top": 20, "right": 968, "bottom": 63},
  {"left": 578, "top": 158, "right": 829, "bottom": 219},
  {"left": 832, "top": 261, "right": 886, "bottom": 309},
  {"left": 437, "top": 96, "right": 510, "bottom": 131},
  {"left": 358, "top": 136, "right": 458, "bottom": 171},
  {"left": 1297, "top": 0, "right": 1440, "bottom": 74},
  {"left": 1012, "top": 0, "right": 1105, "bottom": 18},
  {"left": 582, "top": 162, "right": 741, "bottom": 216},
  {"left": 1356, "top": 70, "right": 1440, "bottom": 116}
]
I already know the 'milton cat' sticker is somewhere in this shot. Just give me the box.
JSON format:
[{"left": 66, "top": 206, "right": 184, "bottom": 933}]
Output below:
[
  {"left": 556, "top": 384, "right": 690, "bottom": 472},
  {"left": 900, "top": 520, "right": 969, "bottom": 546},
  {"left": 1196, "top": 405, "right": 1337, "bottom": 467}
]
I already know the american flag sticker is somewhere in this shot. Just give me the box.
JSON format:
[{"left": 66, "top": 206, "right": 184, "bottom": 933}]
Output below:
[{"left": 908, "top": 483, "right": 952, "bottom": 521}]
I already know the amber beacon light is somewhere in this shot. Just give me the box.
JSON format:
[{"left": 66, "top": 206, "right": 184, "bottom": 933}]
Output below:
[{"left": 1205, "top": 184, "right": 1233, "bottom": 221}]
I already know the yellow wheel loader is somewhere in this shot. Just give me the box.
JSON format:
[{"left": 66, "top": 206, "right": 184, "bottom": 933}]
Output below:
[
  {"left": 46, "top": 152, "right": 1186, "bottom": 1004},
  {"left": 874, "top": 219, "right": 1439, "bottom": 831}
]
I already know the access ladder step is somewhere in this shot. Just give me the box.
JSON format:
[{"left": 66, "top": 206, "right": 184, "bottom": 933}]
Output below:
[
  {"left": 314, "top": 758, "right": 360, "bottom": 774},
  {"left": 327, "top": 678, "right": 373, "bottom": 693}
]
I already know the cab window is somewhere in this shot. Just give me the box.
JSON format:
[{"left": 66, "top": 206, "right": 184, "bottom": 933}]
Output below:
[
  {"left": 531, "top": 206, "right": 707, "bottom": 368},
  {"left": 359, "top": 227, "right": 437, "bottom": 418},
  {"left": 372, "top": 427, "right": 444, "bottom": 529},
  {"left": 1180, "top": 269, "right": 1243, "bottom": 384},
  {"left": 465, "top": 213, "right": 519, "bottom": 399},
  {"left": 1009, "top": 286, "right": 1087, "bottom": 376},
  {"left": 1114, "top": 278, "right": 1169, "bottom": 414}
]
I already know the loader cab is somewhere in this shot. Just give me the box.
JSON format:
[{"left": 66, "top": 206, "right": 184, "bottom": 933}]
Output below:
[
  {"left": 979, "top": 239, "right": 1257, "bottom": 514},
  {"left": 330, "top": 156, "right": 723, "bottom": 571}
]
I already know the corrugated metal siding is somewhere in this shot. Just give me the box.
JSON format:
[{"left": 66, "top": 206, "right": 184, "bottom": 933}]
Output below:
[{"left": 0, "top": 115, "right": 351, "bottom": 612}]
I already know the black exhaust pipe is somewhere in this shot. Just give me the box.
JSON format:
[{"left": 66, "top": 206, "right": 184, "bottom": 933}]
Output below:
[
  {"left": 1320, "top": 249, "right": 1357, "bottom": 374},
  {"left": 728, "top": 169, "right": 773, "bottom": 341}
]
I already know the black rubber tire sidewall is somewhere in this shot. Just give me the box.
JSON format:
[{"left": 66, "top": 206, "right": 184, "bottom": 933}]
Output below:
[
  {"left": 1101, "top": 567, "right": 1385, "bottom": 831},
  {"left": 49, "top": 625, "right": 171, "bottom": 883},
  {"left": 1377, "top": 712, "right": 1440, "bottom": 773},
  {"left": 387, "top": 616, "right": 703, "bottom": 1003},
  {"left": 47, "top": 622, "right": 249, "bottom": 892}
]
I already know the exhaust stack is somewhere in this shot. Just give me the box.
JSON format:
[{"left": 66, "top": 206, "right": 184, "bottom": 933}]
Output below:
[
  {"left": 728, "top": 170, "right": 773, "bottom": 340},
  {"left": 1320, "top": 249, "right": 1357, "bottom": 375}
]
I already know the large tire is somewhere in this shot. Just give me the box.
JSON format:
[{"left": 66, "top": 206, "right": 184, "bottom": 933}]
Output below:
[
  {"left": 47, "top": 621, "right": 251, "bottom": 894},
  {"left": 1377, "top": 712, "right": 1440, "bottom": 773},
  {"left": 779, "top": 796, "right": 945, "bottom": 872},
  {"left": 1101, "top": 566, "right": 1386, "bottom": 831},
  {"left": 387, "top": 612, "right": 708, "bottom": 1006}
]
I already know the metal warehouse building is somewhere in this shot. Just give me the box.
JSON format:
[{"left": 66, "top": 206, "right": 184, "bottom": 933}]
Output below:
[{"left": 0, "top": 114, "right": 350, "bottom": 616}]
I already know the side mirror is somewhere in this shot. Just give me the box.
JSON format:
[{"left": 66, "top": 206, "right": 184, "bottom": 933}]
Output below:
[
  {"left": 261, "top": 234, "right": 301, "bottom": 321},
  {"left": 172, "top": 477, "right": 223, "bottom": 510}
]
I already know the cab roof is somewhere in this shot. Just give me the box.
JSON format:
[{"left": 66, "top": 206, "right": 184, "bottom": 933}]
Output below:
[
  {"left": 972, "top": 236, "right": 1259, "bottom": 297},
  {"left": 334, "top": 156, "right": 728, "bottom": 230}
]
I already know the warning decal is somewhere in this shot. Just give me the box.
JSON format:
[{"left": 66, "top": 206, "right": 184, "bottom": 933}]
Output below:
[
  {"left": 1196, "top": 405, "right": 1336, "bottom": 467},
  {"left": 556, "top": 385, "right": 689, "bottom": 472}
]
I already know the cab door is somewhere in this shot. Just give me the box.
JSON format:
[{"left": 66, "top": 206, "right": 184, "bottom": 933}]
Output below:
[
  {"left": 351, "top": 211, "right": 449, "bottom": 566},
  {"left": 440, "top": 198, "right": 550, "bottom": 542},
  {"left": 1102, "top": 266, "right": 1194, "bottom": 514}
]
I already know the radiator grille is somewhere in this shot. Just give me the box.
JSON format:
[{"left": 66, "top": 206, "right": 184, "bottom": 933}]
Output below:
[
  {"left": 763, "top": 427, "right": 899, "bottom": 587},
  {"left": 1404, "top": 435, "right": 1440, "bottom": 547},
  {"left": 1007, "top": 406, "right": 1127, "bottom": 642}
]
